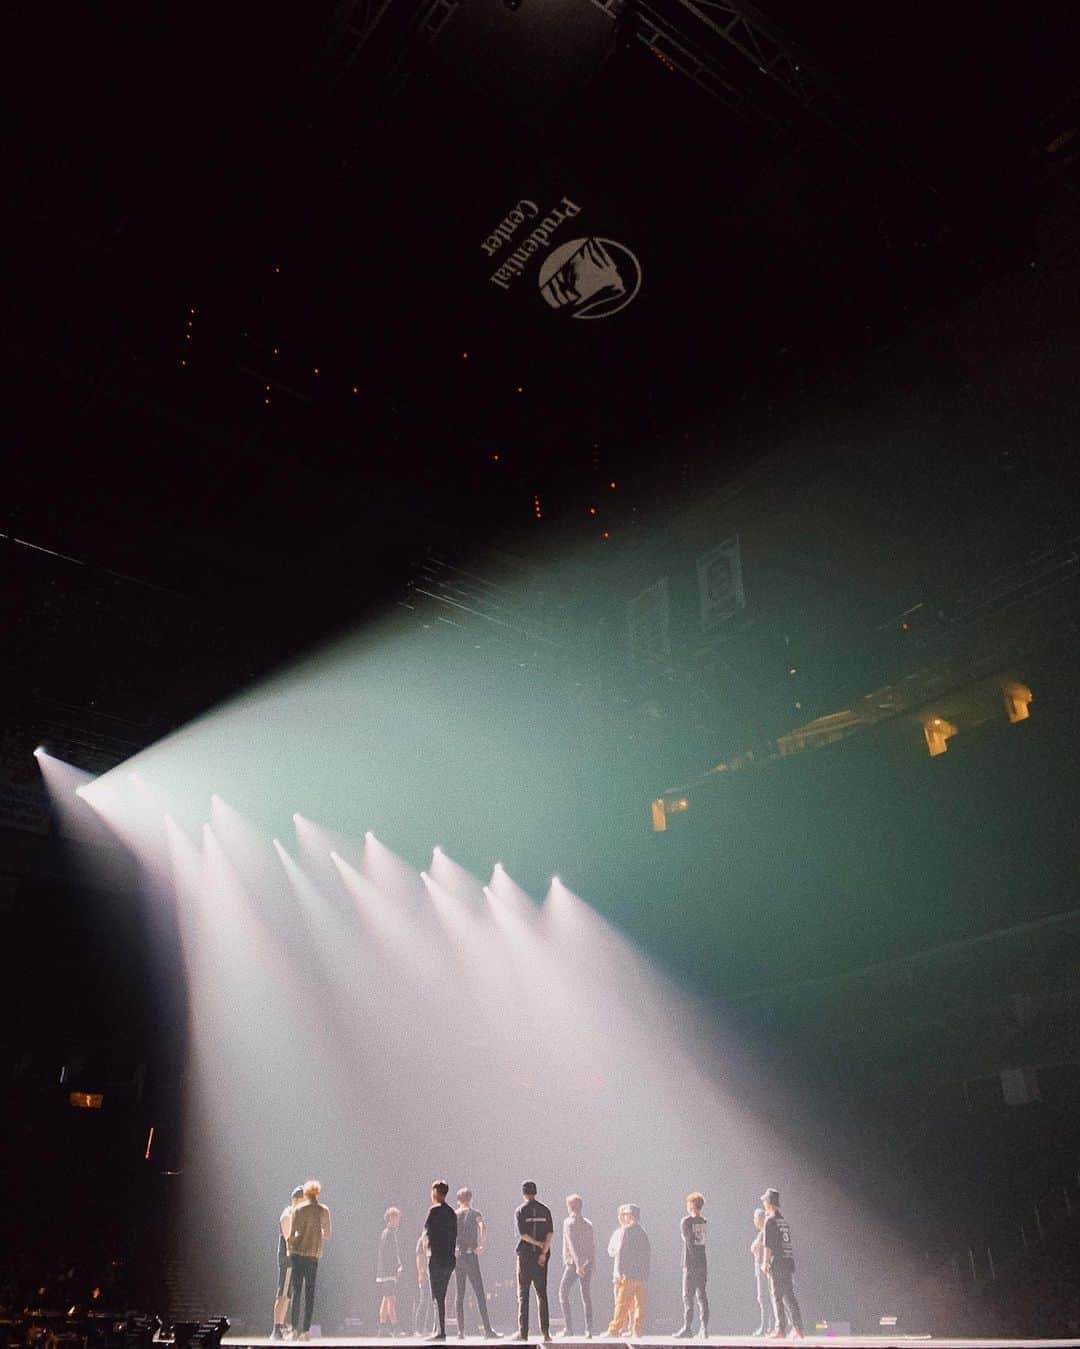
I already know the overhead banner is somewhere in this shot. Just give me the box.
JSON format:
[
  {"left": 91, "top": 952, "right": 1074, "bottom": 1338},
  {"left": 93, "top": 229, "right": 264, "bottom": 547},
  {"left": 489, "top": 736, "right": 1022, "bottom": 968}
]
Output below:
[
  {"left": 627, "top": 577, "right": 671, "bottom": 663},
  {"left": 481, "top": 193, "right": 642, "bottom": 320},
  {"left": 697, "top": 535, "right": 745, "bottom": 629}
]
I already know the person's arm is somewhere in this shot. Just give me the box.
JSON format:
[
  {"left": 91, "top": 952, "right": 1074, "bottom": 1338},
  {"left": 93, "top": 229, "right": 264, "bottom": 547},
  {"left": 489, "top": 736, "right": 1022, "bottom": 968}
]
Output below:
[
  {"left": 517, "top": 1207, "right": 541, "bottom": 1249},
  {"left": 280, "top": 1211, "right": 292, "bottom": 1241},
  {"left": 538, "top": 1221, "right": 552, "bottom": 1266},
  {"left": 750, "top": 1233, "right": 763, "bottom": 1258},
  {"left": 607, "top": 1229, "right": 621, "bottom": 1260},
  {"left": 322, "top": 1206, "right": 332, "bottom": 1241},
  {"left": 416, "top": 1243, "right": 425, "bottom": 1286},
  {"left": 476, "top": 1215, "right": 485, "bottom": 1255},
  {"left": 641, "top": 1232, "right": 650, "bottom": 1284},
  {"left": 760, "top": 1221, "right": 773, "bottom": 1274}
]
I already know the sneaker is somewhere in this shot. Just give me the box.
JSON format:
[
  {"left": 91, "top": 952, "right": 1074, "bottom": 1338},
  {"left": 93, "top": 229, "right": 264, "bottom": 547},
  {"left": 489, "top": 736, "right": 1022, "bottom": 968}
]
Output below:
[
  {"left": 672, "top": 1330, "right": 693, "bottom": 1340},
  {"left": 426, "top": 1336, "right": 447, "bottom": 1343},
  {"left": 298, "top": 1335, "right": 310, "bottom": 1343},
  {"left": 483, "top": 1333, "right": 503, "bottom": 1340}
]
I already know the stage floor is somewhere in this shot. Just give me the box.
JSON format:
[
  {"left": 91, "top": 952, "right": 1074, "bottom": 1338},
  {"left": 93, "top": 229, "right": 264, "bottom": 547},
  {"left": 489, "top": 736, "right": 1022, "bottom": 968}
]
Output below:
[{"left": 220, "top": 1338, "right": 1080, "bottom": 1349}]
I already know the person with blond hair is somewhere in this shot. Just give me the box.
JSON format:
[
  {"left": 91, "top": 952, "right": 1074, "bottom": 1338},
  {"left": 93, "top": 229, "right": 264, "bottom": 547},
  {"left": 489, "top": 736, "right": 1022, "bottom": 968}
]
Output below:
[
  {"left": 605, "top": 1204, "right": 649, "bottom": 1339},
  {"left": 289, "top": 1180, "right": 332, "bottom": 1341},
  {"left": 378, "top": 1207, "right": 404, "bottom": 1336}
]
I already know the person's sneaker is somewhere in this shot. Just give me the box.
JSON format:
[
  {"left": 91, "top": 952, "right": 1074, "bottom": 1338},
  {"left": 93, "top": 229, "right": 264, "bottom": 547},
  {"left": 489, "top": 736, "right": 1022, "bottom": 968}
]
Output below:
[
  {"left": 425, "top": 1335, "right": 447, "bottom": 1343},
  {"left": 297, "top": 1334, "right": 310, "bottom": 1343},
  {"left": 672, "top": 1330, "right": 693, "bottom": 1339},
  {"left": 271, "top": 1330, "right": 284, "bottom": 1341},
  {"left": 483, "top": 1332, "right": 502, "bottom": 1340}
]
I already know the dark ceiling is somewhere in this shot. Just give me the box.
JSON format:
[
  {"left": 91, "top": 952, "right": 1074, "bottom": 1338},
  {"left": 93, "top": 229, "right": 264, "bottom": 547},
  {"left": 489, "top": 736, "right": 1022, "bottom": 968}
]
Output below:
[{"left": 8, "top": 0, "right": 1080, "bottom": 738}]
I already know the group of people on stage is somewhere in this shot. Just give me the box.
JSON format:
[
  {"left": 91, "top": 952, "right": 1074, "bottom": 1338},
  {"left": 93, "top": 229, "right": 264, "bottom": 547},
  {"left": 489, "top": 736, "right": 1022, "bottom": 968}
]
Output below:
[{"left": 272, "top": 1180, "right": 803, "bottom": 1343}]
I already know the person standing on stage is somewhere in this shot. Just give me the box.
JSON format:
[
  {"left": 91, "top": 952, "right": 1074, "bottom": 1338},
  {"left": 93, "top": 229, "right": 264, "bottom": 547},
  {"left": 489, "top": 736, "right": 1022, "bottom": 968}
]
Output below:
[
  {"left": 759, "top": 1189, "right": 803, "bottom": 1341},
  {"left": 514, "top": 1181, "right": 554, "bottom": 1342},
  {"left": 749, "top": 1209, "right": 775, "bottom": 1337},
  {"left": 377, "top": 1207, "right": 404, "bottom": 1336},
  {"left": 673, "top": 1193, "right": 708, "bottom": 1338},
  {"left": 416, "top": 1229, "right": 436, "bottom": 1337},
  {"left": 605, "top": 1204, "right": 650, "bottom": 1339},
  {"left": 558, "top": 1194, "right": 595, "bottom": 1339},
  {"left": 273, "top": 1187, "right": 304, "bottom": 1339},
  {"left": 424, "top": 1181, "right": 458, "bottom": 1341},
  {"left": 288, "top": 1180, "right": 332, "bottom": 1342},
  {"left": 455, "top": 1188, "right": 499, "bottom": 1339}
]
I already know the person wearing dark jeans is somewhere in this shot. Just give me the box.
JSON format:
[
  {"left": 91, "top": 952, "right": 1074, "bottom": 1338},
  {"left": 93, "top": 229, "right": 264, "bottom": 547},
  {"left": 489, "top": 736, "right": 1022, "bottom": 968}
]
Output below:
[
  {"left": 455, "top": 1188, "right": 499, "bottom": 1338},
  {"left": 674, "top": 1192, "right": 708, "bottom": 1338},
  {"left": 289, "top": 1180, "right": 332, "bottom": 1341},
  {"left": 760, "top": 1189, "right": 803, "bottom": 1341},
  {"left": 425, "top": 1181, "right": 458, "bottom": 1341},
  {"left": 514, "top": 1181, "right": 554, "bottom": 1341},
  {"left": 557, "top": 1194, "right": 594, "bottom": 1338}
]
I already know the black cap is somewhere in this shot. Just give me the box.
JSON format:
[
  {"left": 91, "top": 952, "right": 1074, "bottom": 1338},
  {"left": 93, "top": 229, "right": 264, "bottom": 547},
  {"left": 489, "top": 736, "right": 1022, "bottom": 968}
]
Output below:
[
  {"left": 522, "top": 1180, "right": 538, "bottom": 1196},
  {"left": 761, "top": 1188, "right": 780, "bottom": 1208}
]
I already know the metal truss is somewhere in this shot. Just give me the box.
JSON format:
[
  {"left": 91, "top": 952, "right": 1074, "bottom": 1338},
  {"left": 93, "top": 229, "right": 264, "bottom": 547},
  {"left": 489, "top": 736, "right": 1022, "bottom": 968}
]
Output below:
[{"left": 588, "top": 0, "right": 818, "bottom": 124}]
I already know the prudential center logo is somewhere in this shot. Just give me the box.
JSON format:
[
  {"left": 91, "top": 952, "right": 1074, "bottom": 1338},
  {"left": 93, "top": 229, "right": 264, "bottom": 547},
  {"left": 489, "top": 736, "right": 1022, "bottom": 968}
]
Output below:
[{"left": 538, "top": 237, "right": 642, "bottom": 320}]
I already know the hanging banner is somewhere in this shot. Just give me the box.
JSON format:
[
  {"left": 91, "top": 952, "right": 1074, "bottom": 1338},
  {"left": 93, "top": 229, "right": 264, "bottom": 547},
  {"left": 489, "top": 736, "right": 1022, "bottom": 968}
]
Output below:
[{"left": 697, "top": 535, "right": 745, "bottom": 629}]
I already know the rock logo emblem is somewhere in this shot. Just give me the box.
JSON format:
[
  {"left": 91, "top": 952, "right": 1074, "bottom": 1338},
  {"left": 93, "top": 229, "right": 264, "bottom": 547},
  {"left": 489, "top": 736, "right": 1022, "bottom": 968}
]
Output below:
[{"left": 538, "top": 237, "right": 641, "bottom": 320}]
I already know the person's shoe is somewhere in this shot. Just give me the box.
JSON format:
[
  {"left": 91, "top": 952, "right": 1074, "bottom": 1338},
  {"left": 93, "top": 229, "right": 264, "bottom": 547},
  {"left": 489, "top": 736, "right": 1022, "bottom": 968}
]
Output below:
[
  {"left": 542, "top": 1336, "right": 553, "bottom": 1344},
  {"left": 787, "top": 1333, "right": 804, "bottom": 1342},
  {"left": 297, "top": 1334, "right": 310, "bottom": 1343},
  {"left": 511, "top": 1336, "right": 529, "bottom": 1343},
  {"left": 271, "top": 1330, "right": 284, "bottom": 1341},
  {"left": 672, "top": 1329, "right": 693, "bottom": 1339},
  {"left": 699, "top": 1329, "right": 709, "bottom": 1340},
  {"left": 426, "top": 1335, "right": 447, "bottom": 1343},
  {"left": 483, "top": 1332, "right": 502, "bottom": 1340}
]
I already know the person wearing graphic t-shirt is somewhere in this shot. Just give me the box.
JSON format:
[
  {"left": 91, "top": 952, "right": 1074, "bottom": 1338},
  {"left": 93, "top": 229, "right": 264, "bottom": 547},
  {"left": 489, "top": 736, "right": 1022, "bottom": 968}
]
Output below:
[
  {"left": 606, "top": 1205, "right": 650, "bottom": 1338},
  {"left": 377, "top": 1207, "right": 404, "bottom": 1336},
  {"left": 514, "top": 1181, "right": 554, "bottom": 1341},
  {"left": 455, "top": 1188, "right": 500, "bottom": 1339},
  {"left": 673, "top": 1192, "right": 708, "bottom": 1338},
  {"left": 424, "top": 1182, "right": 458, "bottom": 1341},
  {"left": 749, "top": 1209, "right": 775, "bottom": 1337},
  {"left": 759, "top": 1189, "right": 803, "bottom": 1341},
  {"left": 558, "top": 1194, "right": 595, "bottom": 1339}
]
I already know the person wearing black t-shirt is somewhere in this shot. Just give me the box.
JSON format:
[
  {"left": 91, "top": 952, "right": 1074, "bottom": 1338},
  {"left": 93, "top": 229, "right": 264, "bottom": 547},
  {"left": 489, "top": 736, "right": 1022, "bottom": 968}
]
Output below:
[
  {"left": 455, "top": 1188, "right": 500, "bottom": 1339},
  {"left": 759, "top": 1189, "right": 803, "bottom": 1341},
  {"left": 425, "top": 1181, "right": 459, "bottom": 1341},
  {"left": 514, "top": 1181, "right": 554, "bottom": 1341},
  {"left": 673, "top": 1192, "right": 708, "bottom": 1338}
]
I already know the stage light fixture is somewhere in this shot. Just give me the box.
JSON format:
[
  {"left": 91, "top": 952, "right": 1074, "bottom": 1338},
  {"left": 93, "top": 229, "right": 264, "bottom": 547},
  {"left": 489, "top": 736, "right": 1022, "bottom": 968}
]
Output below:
[{"left": 33, "top": 745, "right": 45, "bottom": 758}]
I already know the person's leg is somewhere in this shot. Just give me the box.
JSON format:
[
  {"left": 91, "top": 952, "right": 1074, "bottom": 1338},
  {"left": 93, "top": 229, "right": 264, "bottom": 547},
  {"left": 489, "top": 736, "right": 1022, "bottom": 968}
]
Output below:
[
  {"left": 781, "top": 1274, "right": 802, "bottom": 1336},
  {"left": 607, "top": 1279, "right": 629, "bottom": 1336},
  {"left": 305, "top": 1258, "right": 319, "bottom": 1334},
  {"left": 533, "top": 1261, "right": 550, "bottom": 1337},
  {"left": 516, "top": 1255, "right": 531, "bottom": 1338},
  {"left": 431, "top": 1264, "right": 453, "bottom": 1338},
  {"left": 676, "top": 1268, "right": 693, "bottom": 1334},
  {"left": 580, "top": 1267, "right": 593, "bottom": 1337},
  {"left": 467, "top": 1254, "right": 493, "bottom": 1333},
  {"left": 696, "top": 1276, "right": 709, "bottom": 1337},
  {"left": 558, "top": 1266, "right": 576, "bottom": 1336},
  {"left": 456, "top": 1264, "right": 469, "bottom": 1337},
  {"left": 290, "top": 1257, "right": 306, "bottom": 1335},
  {"left": 630, "top": 1279, "right": 645, "bottom": 1337},
  {"left": 768, "top": 1271, "right": 787, "bottom": 1337}
]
